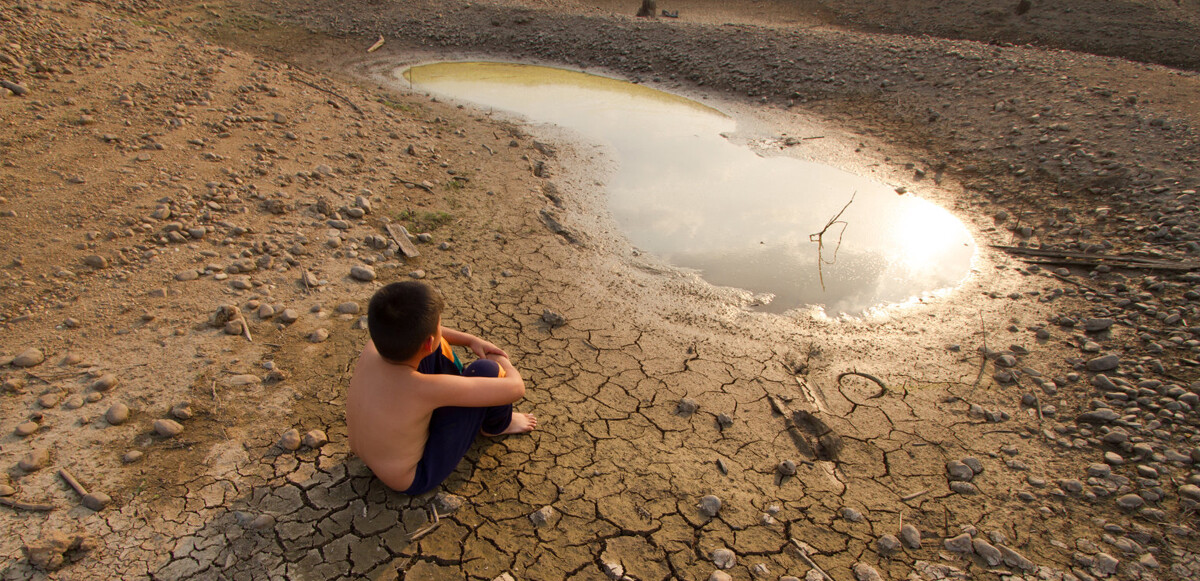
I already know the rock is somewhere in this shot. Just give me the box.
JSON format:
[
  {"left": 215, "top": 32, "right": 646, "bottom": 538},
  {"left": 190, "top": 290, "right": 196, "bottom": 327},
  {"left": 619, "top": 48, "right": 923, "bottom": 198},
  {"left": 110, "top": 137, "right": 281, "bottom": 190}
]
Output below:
[
  {"left": 1087, "top": 354, "right": 1121, "bottom": 372},
  {"left": 842, "top": 507, "right": 864, "bottom": 522},
  {"left": 23, "top": 531, "right": 94, "bottom": 571},
  {"left": 83, "top": 254, "right": 108, "bottom": 269},
  {"left": 1084, "top": 318, "right": 1115, "bottom": 332},
  {"left": 999, "top": 545, "right": 1037, "bottom": 572},
  {"left": 945, "top": 533, "right": 973, "bottom": 553},
  {"left": 227, "top": 374, "right": 261, "bottom": 386},
  {"left": 972, "top": 538, "right": 1002, "bottom": 566},
  {"left": 1179, "top": 484, "right": 1200, "bottom": 501},
  {"left": 82, "top": 492, "right": 111, "bottom": 511},
  {"left": 90, "top": 373, "right": 118, "bottom": 391},
  {"left": 175, "top": 270, "right": 199, "bottom": 281},
  {"left": 38, "top": 392, "right": 60, "bottom": 409},
  {"left": 278, "top": 429, "right": 301, "bottom": 451},
  {"left": 1078, "top": 408, "right": 1120, "bottom": 423},
  {"left": 698, "top": 494, "right": 721, "bottom": 517},
  {"left": 677, "top": 397, "right": 699, "bottom": 415},
  {"left": 542, "top": 309, "right": 566, "bottom": 327},
  {"left": 14, "top": 421, "right": 38, "bottom": 437},
  {"left": 350, "top": 265, "right": 376, "bottom": 281},
  {"left": 433, "top": 492, "right": 465, "bottom": 514},
  {"left": 62, "top": 394, "right": 84, "bottom": 409},
  {"left": 1116, "top": 494, "right": 1145, "bottom": 510},
  {"left": 900, "top": 524, "right": 922, "bottom": 549},
  {"left": 716, "top": 413, "right": 734, "bottom": 429},
  {"left": 946, "top": 460, "right": 974, "bottom": 481},
  {"left": 708, "top": 572, "right": 733, "bottom": 581},
  {"left": 711, "top": 547, "right": 736, "bottom": 569},
  {"left": 18, "top": 448, "right": 50, "bottom": 472},
  {"left": 278, "top": 309, "right": 299, "bottom": 324},
  {"left": 853, "top": 562, "right": 883, "bottom": 581},
  {"left": 408, "top": 269, "right": 426, "bottom": 279},
  {"left": 0, "top": 484, "right": 14, "bottom": 497},
  {"left": 335, "top": 301, "right": 360, "bottom": 314},
  {"left": 1, "top": 80, "right": 30, "bottom": 97},
  {"left": 153, "top": 419, "right": 184, "bottom": 437},
  {"left": 877, "top": 534, "right": 901, "bottom": 555},
  {"left": 529, "top": 505, "right": 555, "bottom": 527},
  {"left": 290, "top": 429, "right": 324, "bottom": 450},
  {"left": 777, "top": 460, "right": 797, "bottom": 476},
  {"left": 13, "top": 348, "right": 45, "bottom": 367},
  {"left": 949, "top": 481, "right": 979, "bottom": 495},
  {"left": 122, "top": 450, "right": 143, "bottom": 463},
  {"left": 170, "top": 402, "right": 192, "bottom": 420},
  {"left": 105, "top": 404, "right": 130, "bottom": 425},
  {"left": 309, "top": 328, "right": 329, "bottom": 343},
  {"left": 962, "top": 457, "right": 984, "bottom": 474}
]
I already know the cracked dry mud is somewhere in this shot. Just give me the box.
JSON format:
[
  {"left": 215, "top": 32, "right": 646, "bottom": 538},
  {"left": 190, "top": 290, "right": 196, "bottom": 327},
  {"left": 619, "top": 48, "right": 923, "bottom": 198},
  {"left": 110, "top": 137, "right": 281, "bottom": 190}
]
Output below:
[{"left": 2, "top": 0, "right": 1200, "bottom": 580}]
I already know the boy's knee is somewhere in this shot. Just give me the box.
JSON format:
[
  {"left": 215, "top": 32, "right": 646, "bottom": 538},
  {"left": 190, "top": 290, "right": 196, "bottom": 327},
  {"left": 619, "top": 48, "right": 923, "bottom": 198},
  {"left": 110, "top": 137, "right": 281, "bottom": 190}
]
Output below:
[{"left": 463, "top": 359, "right": 501, "bottom": 378}]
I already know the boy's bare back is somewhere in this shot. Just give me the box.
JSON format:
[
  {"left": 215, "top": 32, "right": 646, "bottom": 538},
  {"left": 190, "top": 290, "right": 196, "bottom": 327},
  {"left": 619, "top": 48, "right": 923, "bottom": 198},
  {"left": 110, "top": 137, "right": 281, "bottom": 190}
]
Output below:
[{"left": 347, "top": 337, "right": 536, "bottom": 492}]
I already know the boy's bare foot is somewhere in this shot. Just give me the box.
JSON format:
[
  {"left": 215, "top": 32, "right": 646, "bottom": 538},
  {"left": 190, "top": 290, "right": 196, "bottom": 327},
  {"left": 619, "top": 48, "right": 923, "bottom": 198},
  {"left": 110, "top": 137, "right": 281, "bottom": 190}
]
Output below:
[{"left": 485, "top": 413, "right": 537, "bottom": 436}]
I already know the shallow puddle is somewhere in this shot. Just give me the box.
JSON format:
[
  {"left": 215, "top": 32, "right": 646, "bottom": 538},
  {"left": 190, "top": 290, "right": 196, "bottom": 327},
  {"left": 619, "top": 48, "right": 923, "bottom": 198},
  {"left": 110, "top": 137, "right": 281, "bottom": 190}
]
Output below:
[{"left": 401, "top": 62, "right": 975, "bottom": 316}]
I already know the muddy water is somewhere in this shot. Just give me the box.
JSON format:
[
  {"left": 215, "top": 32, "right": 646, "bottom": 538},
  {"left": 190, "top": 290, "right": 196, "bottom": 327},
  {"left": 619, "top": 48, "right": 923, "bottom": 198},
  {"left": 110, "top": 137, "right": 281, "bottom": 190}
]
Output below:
[{"left": 402, "top": 62, "right": 975, "bottom": 316}]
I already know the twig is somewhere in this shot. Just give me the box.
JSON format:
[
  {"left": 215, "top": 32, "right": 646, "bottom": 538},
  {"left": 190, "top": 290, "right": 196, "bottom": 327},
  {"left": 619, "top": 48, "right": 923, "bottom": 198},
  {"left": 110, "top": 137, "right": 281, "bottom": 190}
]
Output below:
[
  {"left": 408, "top": 506, "right": 441, "bottom": 541},
  {"left": 241, "top": 318, "right": 253, "bottom": 343},
  {"left": 809, "top": 193, "right": 855, "bottom": 292},
  {"left": 398, "top": 179, "right": 433, "bottom": 192},
  {"left": 0, "top": 497, "right": 53, "bottom": 511},
  {"left": 836, "top": 371, "right": 888, "bottom": 398},
  {"left": 58, "top": 468, "right": 87, "bottom": 496},
  {"left": 287, "top": 73, "right": 362, "bottom": 114},
  {"left": 482, "top": 144, "right": 495, "bottom": 155},
  {"left": 789, "top": 538, "right": 833, "bottom": 581},
  {"left": 901, "top": 489, "right": 928, "bottom": 502},
  {"left": 969, "top": 311, "right": 989, "bottom": 397},
  {"left": 366, "top": 35, "right": 385, "bottom": 53}
]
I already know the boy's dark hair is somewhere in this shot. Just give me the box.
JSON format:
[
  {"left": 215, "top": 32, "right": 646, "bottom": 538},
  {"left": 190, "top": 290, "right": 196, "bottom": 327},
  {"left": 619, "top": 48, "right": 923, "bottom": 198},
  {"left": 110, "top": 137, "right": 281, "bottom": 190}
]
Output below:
[{"left": 368, "top": 281, "right": 444, "bottom": 362}]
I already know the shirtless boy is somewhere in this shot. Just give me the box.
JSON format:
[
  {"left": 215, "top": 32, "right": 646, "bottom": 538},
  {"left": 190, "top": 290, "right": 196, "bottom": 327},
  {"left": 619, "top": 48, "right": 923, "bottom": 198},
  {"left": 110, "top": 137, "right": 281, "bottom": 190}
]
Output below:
[{"left": 347, "top": 281, "right": 537, "bottom": 494}]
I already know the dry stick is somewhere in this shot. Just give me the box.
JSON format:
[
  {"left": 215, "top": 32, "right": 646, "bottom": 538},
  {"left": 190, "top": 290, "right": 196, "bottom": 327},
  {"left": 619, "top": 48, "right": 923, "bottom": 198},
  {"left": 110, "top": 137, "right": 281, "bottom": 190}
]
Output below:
[
  {"left": 366, "top": 35, "right": 385, "bottom": 53},
  {"left": 287, "top": 73, "right": 363, "bottom": 115},
  {"left": 789, "top": 538, "right": 833, "bottom": 581},
  {"left": 836, "top": 370, "right": 888, "bottom": 398},
  {"left": 809, "top": 193, "right": 855, "bottom": 292},
  {"left": 0, "top": 497, "right": 53, "bottom": 511},
  {"left": 241, "top": 318, "right": 253, "bottom": 343},
  {"left": 482, "top": 143, "right": 495, "bottom": 155},
  {"left": 58, "top": 468, "right": 87, "bottom": 497},
  {"left": 901, "top": 489, "right": 928, "bottom": 502},
  {"left": 408, "top": 506, "right": 442, "bottom": 541},
  {"left": 968, "top": 310, "right": 989, "bottom": 398}
]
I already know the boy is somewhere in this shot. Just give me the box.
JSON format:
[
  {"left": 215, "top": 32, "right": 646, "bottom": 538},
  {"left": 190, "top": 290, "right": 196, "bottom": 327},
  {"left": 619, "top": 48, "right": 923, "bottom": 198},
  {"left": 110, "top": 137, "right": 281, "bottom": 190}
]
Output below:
[{"left": 347, "top": 281, "right": 537, "bottom": 494}]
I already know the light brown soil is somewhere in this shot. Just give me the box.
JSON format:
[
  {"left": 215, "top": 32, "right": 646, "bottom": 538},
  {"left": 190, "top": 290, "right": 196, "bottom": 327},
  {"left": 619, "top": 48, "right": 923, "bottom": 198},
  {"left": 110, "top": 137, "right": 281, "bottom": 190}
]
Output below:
[{"left": 1, "top": 0, "right": 1198, "bottom": 579}]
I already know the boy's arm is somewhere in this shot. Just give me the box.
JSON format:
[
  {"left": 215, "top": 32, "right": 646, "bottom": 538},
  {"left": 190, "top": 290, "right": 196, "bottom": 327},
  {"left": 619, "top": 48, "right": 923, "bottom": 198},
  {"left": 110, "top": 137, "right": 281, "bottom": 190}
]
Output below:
[
  {"left": 440, "top": 326, "right": 509, "bottom": 359},
  {"left": 423, "top": 355, "right": 526, "bottom": 408}
]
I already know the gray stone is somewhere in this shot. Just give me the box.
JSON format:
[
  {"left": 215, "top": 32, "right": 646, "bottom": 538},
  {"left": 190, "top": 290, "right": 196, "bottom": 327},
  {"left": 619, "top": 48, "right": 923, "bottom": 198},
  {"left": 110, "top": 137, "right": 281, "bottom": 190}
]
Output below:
[
  {"left": 1177, "top": 484, "right": 1200, "bottom": 501},
  {"left": 105, "top": 403, "right": 130, "bottom": 425},
  {"left": 14, "top": 421, "right": 38, "bottom": 437},
  {"left": 900, "top": 524, "right": 922, "bottom": 549},
  {"left": 698, "top": 495, "right": 721, "bottom": 518},
  {"left": 349, "top": 265, "right": 376, "bottom": 281},
  {"left": 1078, "top": 408, "right": 1120, "bottom": 423},
  {"left": 1087, "top": 355, "right": 1121, "bottom": 372},
  {"left": 302, "top": 430, "right": 328, "bottom": 448},
  {"left": 950, "top": 481, "right": 979, "bottom": 495},
  {"left": 309, "top": 328, "right": 329, "bottom": 343},
  {"left": 999, "top": 545, "right": 1036, "bottom": 572},
  {"left": 947, "top": 460, "right": 974, "bottom": 481},
  {"left": 1094, "top": 552, "right": 1119, "bottom": 576},
  {"left": 1084, "top": 318, "right": 1115, "bottom": 332},
  {"left": 335, "top": 302, "right": 360, "bottom": 314},
  {"left": 876, "top": 534, "right": 901, "bottom": 555},
  {"left": 529, "top": 505, "right": 555, "bottom": 527},
  {"left": 711, "top": 547, "right": 736, "bottom": 569},
  {"left": 91, "top": 374, "right": 118, "bottom": 392},
  {"left": 83, "top": 254, "right": 108, "bottom": 269},
  {"left": 972, "top": 538, "right": 1002, "bottom": 566},
  {"left": 18, "top": 448, "right": 50, "bottom": 471},
  {"left": 677, "top": 398, "right": 699, "bottom": 416},
  {"left": 278, "top": 309, "right": 299, "bottom": 324},
  {"left": 542, "top": 309, "right": 566, "bottom": 327},
  {"left": 853, "top": 562, "right": 883, "bottom": 581},
  {"left": 841, "top": 507, "right": 864, "bottom": 522},
  {"left": 944, "top": 533, "right": 973, "bottom": 553},
  {"left": 777, "top": 460, "right": 797, "bottom": 476},
  {"left": 154, "top": 419, "right": 184, "bottom": 437},
  {"left": 12, "top": 348, "right": 45, "bottom": 367},
  {"left": 1116, "top": 494, "right": 1145, "bottom": 510},
  {"left": 278, "top": 429, "right": 301, "bottom": 451}
]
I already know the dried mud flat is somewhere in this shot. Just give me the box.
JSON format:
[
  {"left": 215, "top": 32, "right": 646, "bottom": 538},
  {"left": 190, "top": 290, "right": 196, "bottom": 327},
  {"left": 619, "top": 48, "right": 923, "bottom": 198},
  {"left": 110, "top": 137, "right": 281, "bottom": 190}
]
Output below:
[{"left": 2, "top": 0, "right": 1200, "bottom": 580}]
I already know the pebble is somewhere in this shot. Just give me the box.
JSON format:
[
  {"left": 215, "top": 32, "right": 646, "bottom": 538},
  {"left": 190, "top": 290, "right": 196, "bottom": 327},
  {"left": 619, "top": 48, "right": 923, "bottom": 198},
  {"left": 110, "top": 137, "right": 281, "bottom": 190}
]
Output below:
[
  {"left": 944, "top": 532, "right": 973, "bottom": 553},
  {"left": 170, "top": 402, "right": 192, "bottom": 420},
  {"left": 542, "top": 309, "right": 566, "bottom": 327},
  {"left": 949, "top": 481, "right": 979, "bottom": 495},
  {"left": 227, "top": 374, "right": 261, "bottom": 386},
  {"left": 14, "top": 421, "right": 38, "bottom": 437},
  {"left": 302, "top": 429, "right": 328, "bottom": 448},
  {"left": 1179, "top": 484, "right": 1200, "bottom": 501},
  {"left": 278, "top": 309, "right": 299, "bottom": 324},
  {"left": 408, "top": 269, "right": 426, "bottom": 279},
  {"left": 90, "top": 373, "right": 118, "bottom": 391},
  {"left": 900, "top": 524, "right": 922, "bottom": 548},
  {"left": 153, "top": 419, "right": 184, "bottom": 437},
  {"left": 309, "top": 328, "right": 330, "bottom": 343},
  {"left": 1116, "top": 494, "right": 1145, "bottom": 510},
  {"left": 999, "top": 545, "right": 1036, "bottom": 572},
  {"left": 1087, "top": 354, "right": 1121, "bottom": 372},
  {"left": 122, "top": 450, "right": 143, "bottom": 463},
  {"left": 0, "top": 485, "right": 14, "bottom": 497},
  {"left": 852, "top": 562, "right": 883, "bottom": 581},
  {"left": 677, "top": 398, "right": 699, "bottom": 416},
  {"left": 335, "top": 301, "right": 360, "bottom": 314},
  {"left": 13, "top": 348, "right": 45, "bottom": 367},
  {"left": 175, "top": 270, "right": 199, "bottom": 281},
  {"left": 529, "top": 505, "right": 555, "bottom": 527},
  {"left": 105, "top": 404, "right": 129, "bottom": 425},
  {"left": 1084, "top": 318, "right": 1115, "bottom": 332},
  {"left": 716, "top": 413, "right": 733, "bottom": 429},
  {"left": 83, "top": 254, "right": 108, "bottom": 269},
  {"left": 18, "top": 449, "right": 50, "bottom": 471},
  {"left": 972, "top": 538, "right": 1002, "bottom": 566},
  {"left": 38, "top": 392, "right": 61, "bottom": 408},
  {"left": 841, "top": 507, "right": 864, "bottom": 522},
  {"left": 946, "top": 460, "right": 974, "bottom": 481},
  {"left": 62, "top": 394, "right": 84, "bottom": 409},
  {"left": 277, "top": 429, "right": 301, "bottom": 451},
  {"left": 708, "top": 572, "right": 732, "bottom": 581},
  {"left": 698, "top": 494, "right": 721, "bottom": 517},
  {"left": 1094, "top": 552, "right": 1119, "bottom": 576},
  {"left": 777, "top": 459, "right": 797, "bottom": 476},
  {"left": 349, "top": 265, "right": 376, "bottom": 281},
  {"left": 876, "top": 534, "right": 900, "bottom": 555},
  {"left": 433, "top": 492, "right": 465, "bottom": 514},
  {"left": 711, "top": 547, "right": 736, "bottom": 569}
]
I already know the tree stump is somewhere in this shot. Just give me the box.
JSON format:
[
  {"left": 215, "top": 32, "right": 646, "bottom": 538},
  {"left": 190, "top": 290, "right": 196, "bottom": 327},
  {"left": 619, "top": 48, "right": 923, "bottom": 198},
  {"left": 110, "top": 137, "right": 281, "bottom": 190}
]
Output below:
[{"left": 636, "top": 0, "right": 657, "bottom": 18}]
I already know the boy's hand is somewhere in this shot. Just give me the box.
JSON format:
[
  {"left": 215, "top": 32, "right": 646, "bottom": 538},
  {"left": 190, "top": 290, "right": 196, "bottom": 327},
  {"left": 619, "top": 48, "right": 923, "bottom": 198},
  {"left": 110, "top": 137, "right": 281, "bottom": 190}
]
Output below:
[{"left": 469, "top": 338, "right": 508, "bottom": 360}]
